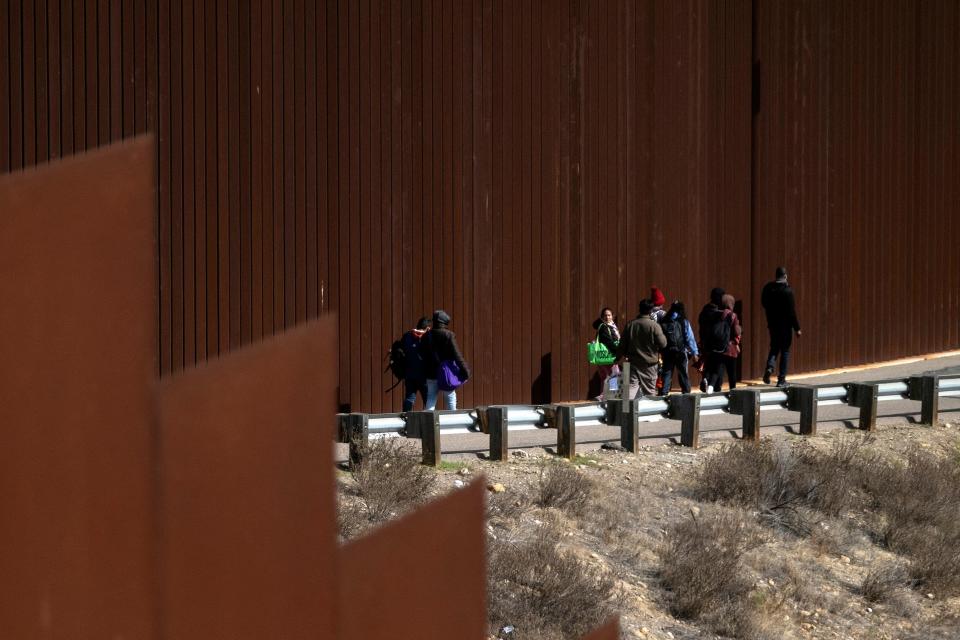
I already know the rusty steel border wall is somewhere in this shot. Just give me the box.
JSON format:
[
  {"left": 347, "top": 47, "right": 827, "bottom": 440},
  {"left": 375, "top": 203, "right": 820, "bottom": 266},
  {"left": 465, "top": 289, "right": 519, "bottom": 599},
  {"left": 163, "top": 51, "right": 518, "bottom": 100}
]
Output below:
[{"left": 2, "top": 1, "right": 958, "bottom": 412}]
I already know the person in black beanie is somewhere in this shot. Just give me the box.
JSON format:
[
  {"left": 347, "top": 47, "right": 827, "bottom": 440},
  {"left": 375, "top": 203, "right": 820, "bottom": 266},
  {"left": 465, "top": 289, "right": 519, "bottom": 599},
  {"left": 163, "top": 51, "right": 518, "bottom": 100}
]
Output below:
[
  {"left": 761, "top": 266, "right": 802, "bottom": 387},
  {"left": 422, "top": 309, "right": 471, "bottom": 410}
]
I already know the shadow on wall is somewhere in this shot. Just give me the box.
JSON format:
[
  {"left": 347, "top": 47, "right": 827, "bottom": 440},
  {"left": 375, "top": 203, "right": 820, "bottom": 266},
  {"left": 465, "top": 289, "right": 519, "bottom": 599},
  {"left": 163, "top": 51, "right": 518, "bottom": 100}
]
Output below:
[{"left": 531, "top": 353, "right": 552, "bottom": 404}]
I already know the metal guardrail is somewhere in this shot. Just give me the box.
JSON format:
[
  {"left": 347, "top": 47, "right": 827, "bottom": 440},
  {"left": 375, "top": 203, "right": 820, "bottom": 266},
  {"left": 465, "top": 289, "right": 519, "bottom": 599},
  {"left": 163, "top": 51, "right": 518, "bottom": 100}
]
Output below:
[{"left": 338, "top": 373, "right": 960, "bottom": 466}]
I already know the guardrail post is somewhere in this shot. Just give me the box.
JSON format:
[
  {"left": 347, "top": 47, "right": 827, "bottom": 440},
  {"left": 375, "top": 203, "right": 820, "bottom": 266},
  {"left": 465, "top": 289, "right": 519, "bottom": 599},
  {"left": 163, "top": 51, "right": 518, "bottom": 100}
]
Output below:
[
  {"left": 407, "top": 411, "right": 441, "bottom": 466},
  {"left": 670, "top": 394, "right": 701, "bottom": 449},
  {"left": 557, "top": 405, "right": 576, "bottom": 460},
  {"left": 847, "top": 383, "right": 878, "bottom": 431},
  {"left": 618, "top": 399, "right": 639, "bottom": 453},
  {"left": 908, "top": 375, "right": 940, "bottom": 426},
  {"left": 336, "top": 413, "right": 350, "bottom": 443},
  {"left": 787, "top": 384, "right": 819, "bottom": 436},
  {"left": 347, "top": 413, "right": 369, "bottom": 467},
  {"left": 728, "top": 389, "right": 762, "bottom": 442},
  {"left": 487, "top": 406, "right": 509, "bottom": 461}
]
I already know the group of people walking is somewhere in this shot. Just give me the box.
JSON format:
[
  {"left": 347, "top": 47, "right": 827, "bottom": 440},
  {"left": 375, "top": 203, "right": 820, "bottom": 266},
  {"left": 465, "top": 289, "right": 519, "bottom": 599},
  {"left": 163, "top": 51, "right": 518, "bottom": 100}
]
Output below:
[
  {"left": 593, "top": 267, "right": 801, "bottom": 399},
  {"left": 393, "top": 267, "right": 800, "bottom": 411}
]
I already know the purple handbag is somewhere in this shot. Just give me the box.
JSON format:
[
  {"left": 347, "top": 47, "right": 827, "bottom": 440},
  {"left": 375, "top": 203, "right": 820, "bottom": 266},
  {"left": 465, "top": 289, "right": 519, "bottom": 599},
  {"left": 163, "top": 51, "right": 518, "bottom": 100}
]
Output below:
[{"left": 437, "top": 360, "right": 465, "bottom": 391}]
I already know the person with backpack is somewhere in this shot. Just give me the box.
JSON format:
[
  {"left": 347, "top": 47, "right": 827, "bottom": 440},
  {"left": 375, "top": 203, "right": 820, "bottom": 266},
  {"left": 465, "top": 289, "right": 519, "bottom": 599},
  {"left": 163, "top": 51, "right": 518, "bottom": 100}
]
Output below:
[
  {"left": 649, "top": 286, "right": 667, "bottom": 322},
  {"left": 422, "top": 310, "right": 471, "bottom": 410},
  {"left": 761, "top": 266, "right": 802, "bottom": 387},
  {"left": 616, "top": 299, "right": 667, "bottom": 399},
  {"left": 698, "top": 287, "right": 736, "bottom": 393},
  {"left": 395, "top": 317, "right": 431, "bottom": 411},
  {"left": 591, "top": 307, "right": 621, "bottom": 400},
  {"left": 720, "top": 294, "right": 743, "bottom": 390},
  {"left": 658, "top": 301, "right": 699, "bottom": 395}
]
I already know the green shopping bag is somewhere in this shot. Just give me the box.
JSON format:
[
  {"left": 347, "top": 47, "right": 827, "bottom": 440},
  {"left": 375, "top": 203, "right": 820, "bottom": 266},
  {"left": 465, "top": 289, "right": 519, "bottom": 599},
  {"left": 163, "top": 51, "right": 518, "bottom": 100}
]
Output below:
[{"left": 587, "top": 334, "right": 617, "bottom": 366}]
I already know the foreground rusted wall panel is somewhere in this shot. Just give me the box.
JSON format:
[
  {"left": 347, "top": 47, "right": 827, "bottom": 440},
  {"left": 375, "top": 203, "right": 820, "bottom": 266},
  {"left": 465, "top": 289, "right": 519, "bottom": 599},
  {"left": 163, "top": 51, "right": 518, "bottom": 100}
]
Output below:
[
  {"left": 0, "top": 137, "right": 158, "bottom": 639},
  {"left": 2, "top": 1, "right": 958, "bottom": 410},
  {"left": 156, "top": 317, "right": 338, "bottom": 639},
  {"left": 338, "top": 479, "right": 487, "bottom": 640}
]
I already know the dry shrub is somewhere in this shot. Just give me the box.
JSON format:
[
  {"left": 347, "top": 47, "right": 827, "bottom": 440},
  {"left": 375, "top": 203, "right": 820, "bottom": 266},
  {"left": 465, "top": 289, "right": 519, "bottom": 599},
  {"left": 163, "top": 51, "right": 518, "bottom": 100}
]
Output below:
[
  {"left": 694, "top": 436, "right": 875, "bottom": 536},
  {"left": 693, "top": 440, "right": 816, "bottom": 534},
  {"left": 861, "top": 562, "right": 910, "bottom": 603},
  {"left": 862, "top": 446, "right": 960, "bottom": 595},
  {"left": 338, "top": 436, "right": 436, "bottom": 540},
  {"left": 658, "top": 508, "right": 768, "bottom": 638},
  {"left": 536, "top": 461, "right": 594, "bottom": 516},
  {"left": 487, "top": 525, "right": 620, "bottom": 640}
]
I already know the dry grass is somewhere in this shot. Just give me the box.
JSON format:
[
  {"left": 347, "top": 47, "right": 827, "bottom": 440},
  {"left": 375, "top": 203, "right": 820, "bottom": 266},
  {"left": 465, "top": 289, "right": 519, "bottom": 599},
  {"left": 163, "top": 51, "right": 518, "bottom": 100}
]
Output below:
[
  {"left": 658, "top": 508, "right": 771, "bottom": 638},
  {"left": 338, "top": 437, "right": 436, "bottom": 540},
  {"left": 487, "top": 522, "right": 621, "bottom": 640},
  {"left": 536, "top": 461, "right": 595, "bottom": 516},
  {"left": 859, "top": 444, "right": 960, "bottom": 595},
  {"left": 861, "top": 562, "right": 910, "bottom": 603}
]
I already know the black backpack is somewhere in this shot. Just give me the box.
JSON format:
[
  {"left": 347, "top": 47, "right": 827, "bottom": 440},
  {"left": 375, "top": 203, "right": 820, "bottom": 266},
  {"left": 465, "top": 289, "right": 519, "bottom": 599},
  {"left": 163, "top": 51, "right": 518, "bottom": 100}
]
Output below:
[
  {"left": 385, "top": 338, "right": 407, "bottom": 390},
  {"left": 660, "top": 317, "right": 686, "bottom": 353},
  {"left": 704, "top": 310, "right": 733, "bottom": 353}
]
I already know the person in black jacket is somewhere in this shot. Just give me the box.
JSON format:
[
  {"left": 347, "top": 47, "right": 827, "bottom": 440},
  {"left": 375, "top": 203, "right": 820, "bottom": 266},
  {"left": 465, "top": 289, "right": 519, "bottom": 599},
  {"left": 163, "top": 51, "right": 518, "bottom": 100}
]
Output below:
[
  {"left": 423, "top": 310, "right": 471, "bottom": 410},
  {"left": 400, "top": 316, "right": 431, "bottom": 411},
  {"left": 761, "top": 266, "right": 802, "bottom": 387}
]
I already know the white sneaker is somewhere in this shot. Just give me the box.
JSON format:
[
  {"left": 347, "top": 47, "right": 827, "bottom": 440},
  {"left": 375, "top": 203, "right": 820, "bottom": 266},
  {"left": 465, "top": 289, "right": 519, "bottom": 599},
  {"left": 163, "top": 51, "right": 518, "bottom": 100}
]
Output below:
[{"left": 706, "top": 385, "right": 714, "bottom": 394}]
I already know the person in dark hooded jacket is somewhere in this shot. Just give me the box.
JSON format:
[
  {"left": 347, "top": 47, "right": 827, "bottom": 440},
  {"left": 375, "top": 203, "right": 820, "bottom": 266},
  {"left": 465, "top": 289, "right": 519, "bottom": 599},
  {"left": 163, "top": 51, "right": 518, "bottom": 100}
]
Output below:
[
  {"left": 698, "top": 287, "right": 734, "bottom": 393},
  {"left": 401, "top": 316, "right": 431, "bottom": 411},
  {"left": 761, "top": 266, "right": 802, "bottom": 387},
  {"left": 423, "top": 310, "right": 471, "bottom": 410}
]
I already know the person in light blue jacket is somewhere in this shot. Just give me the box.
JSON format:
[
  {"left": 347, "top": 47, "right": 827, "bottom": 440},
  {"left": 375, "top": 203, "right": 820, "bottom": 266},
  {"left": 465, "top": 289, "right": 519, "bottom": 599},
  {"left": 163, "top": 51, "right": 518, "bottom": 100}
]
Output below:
[{"left": 658, "top": 301, "right": 700, "bottom": 395}]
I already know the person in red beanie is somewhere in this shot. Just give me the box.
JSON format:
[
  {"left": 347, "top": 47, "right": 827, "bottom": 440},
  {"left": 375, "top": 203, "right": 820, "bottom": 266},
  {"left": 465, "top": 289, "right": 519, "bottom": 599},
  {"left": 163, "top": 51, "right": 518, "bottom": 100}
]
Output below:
[{"left": 649, "top": 286, "right": 667, "bottom": 322}]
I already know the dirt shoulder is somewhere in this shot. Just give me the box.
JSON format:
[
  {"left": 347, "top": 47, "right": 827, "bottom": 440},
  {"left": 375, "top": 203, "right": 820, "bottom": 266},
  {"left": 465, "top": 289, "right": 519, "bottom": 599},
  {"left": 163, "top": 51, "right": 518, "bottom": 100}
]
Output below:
[{"left": 340, "top": 420, "right": 960, "bottom": 640}]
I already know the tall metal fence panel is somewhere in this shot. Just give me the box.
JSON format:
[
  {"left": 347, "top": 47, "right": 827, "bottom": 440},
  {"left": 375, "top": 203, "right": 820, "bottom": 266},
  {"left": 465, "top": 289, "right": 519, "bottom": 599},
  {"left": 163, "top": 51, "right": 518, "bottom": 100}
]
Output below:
[{"left": 2, "top": 1, "right": 958, "bottom": 412}]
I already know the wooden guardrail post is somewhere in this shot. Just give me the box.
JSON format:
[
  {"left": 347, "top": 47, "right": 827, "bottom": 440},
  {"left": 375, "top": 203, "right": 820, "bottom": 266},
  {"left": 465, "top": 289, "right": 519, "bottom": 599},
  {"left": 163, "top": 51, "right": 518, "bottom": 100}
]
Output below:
[
  {"left": 908, "top": 375, "right": 940, "bottom": 426},
  {"left": 670, "top": 393, "right": 701, "bottom": 449},
  {"left": 486, "top": 406, "right": 509, "bottom": 461},
  {"left": 847, "top": 383, "right": 878, "bottom": 431},
  {"left": 556, "top": 405, "right": 576, "bottom": 460},
  {"left": 787, "top": 384, "right": 819, "bottom": 435},
  {"left": 347, "top": 414, "right": 369, "bottom": 467},
  {"left": 728, "top": 389, "right": 762, "bottom": 442},
  {"left": 407, "top": 411, "right": 441, "bottom": 466}
]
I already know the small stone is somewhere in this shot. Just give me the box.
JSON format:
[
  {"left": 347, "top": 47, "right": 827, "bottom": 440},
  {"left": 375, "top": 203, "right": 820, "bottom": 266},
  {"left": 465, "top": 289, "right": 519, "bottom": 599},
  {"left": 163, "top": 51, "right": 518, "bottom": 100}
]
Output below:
[
  {"left": 487, "top": 483, "right": 506, "bottom": 493},
  {"left": 799, "top": 610, "right": 812, "bottom": 617},
  {"left": 640, "top": 627, "right": 649, "bottom": 634},
  {"left": 453, "top": 479, "right": 466, "bottom": 488},
  {"left": 690, "top": 506, "right": 701, "bottom": 517},
  {"left": 927, "top": 593, "right": 935, "bottom": 599},
  {"left": 590, "top": 552, "right": 601, "bottom": 560},
  {"left": 768, "top": 578, "right": 776, "bottom": 586},
  {"left": 458, "top": 467, "right": 471, "bottom": 475},
  {"left": 601, "top": 442, "right": 626, "bottom": 452},
  {"left": 840, "top": 555, "right": 851, "bottom": 564},
  {"left": 511, "top": 450, "right": 529, "bottom": 459},
  {"left": 666, "top": 633, "right": 674, "bottom": 639},
  {"left": 801, "top": 623, "right": 815, "bottom": 631}
]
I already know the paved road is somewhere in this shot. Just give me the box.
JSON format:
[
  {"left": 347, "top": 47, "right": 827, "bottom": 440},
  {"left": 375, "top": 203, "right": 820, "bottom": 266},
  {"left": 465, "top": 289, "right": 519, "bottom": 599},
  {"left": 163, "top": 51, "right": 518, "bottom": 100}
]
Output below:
[{"left": 334, "top": 352, "right": 960, "bottom": 462}]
